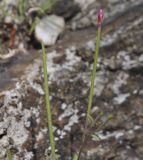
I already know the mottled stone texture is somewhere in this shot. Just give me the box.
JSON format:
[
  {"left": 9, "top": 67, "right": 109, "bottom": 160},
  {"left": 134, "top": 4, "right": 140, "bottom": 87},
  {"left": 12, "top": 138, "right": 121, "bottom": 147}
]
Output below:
[{"left": 0, "top": 0, "right": 143, "bottom": 160}]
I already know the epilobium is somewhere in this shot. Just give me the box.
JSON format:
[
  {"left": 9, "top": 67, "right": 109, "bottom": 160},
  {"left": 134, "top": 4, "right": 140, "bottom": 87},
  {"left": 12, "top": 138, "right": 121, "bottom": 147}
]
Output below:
[
  {"left": 87, "top": 8, "right": 104, "bottom": 121},
  {"left": 74, "top": 9, "right": 104, "bottom": 160}
]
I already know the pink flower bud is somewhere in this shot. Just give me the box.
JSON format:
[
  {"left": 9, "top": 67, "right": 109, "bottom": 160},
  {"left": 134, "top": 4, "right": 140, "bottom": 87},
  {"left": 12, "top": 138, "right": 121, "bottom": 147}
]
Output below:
[{"left": 98, "top": 9, "right": 104, "bottom": 27}]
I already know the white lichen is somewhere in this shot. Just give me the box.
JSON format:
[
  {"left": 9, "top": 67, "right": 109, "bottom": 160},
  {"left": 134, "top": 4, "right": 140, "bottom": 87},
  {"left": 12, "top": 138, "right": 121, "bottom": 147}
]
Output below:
[
  {"left": 109, "top": 71, "right": 129, "bottom": 95},
  {"left": 113, "top": 93, "right": 130, "bottom": 105}
]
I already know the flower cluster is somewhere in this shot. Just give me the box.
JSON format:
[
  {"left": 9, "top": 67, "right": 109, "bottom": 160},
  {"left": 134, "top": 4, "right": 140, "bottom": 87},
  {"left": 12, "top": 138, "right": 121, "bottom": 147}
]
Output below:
[{"left": 98, "top": 9, "right": 104, "bottom": 27}]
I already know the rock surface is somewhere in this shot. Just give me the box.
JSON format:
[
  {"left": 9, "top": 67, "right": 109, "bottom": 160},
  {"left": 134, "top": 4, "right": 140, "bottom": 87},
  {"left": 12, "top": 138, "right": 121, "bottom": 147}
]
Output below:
[{"left": 0, "top": 0, "right": 143, "bottom": 160}]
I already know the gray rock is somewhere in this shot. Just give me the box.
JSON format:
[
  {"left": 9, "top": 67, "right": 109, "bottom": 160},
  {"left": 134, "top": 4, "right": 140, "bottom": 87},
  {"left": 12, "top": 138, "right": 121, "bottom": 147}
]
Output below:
[{"left": 0, "top": 1, "right": 143, "bottom": 159}]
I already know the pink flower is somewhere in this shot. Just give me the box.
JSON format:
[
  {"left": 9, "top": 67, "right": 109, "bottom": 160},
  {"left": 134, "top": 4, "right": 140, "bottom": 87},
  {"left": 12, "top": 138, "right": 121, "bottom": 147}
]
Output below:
[{"left": 98, "top": 9, "right": 104, "bottom": 27}]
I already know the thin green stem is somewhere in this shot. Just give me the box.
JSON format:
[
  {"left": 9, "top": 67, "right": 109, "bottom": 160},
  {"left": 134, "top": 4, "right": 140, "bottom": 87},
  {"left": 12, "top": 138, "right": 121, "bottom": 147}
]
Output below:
[
  {"left": 42, "top": 43, "right": 56, "bottom": 160},
  {"left": 87, "top": 27, "right": 101, "bottom": 117},
  {"left": 74, "top": 27, "right": 102, "bottom": 160}
]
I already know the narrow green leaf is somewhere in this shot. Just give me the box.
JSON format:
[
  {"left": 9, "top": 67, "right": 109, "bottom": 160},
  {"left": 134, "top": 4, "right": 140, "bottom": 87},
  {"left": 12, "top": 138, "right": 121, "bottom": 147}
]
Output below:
[
  {"left": 91, "top": 134, "right": 101, "bottom": 142},
  {"left": 6, "top": 148, "right": 12, "bottom": 160},
  {"left": 108, "top": 114, "right": 113, "bottom": 120},
  {"left": 87, "top": 114, "right": 94, "bottom": 125},
  {"left": 73, "top": 154, "right": 78, "bottom": 160}
]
